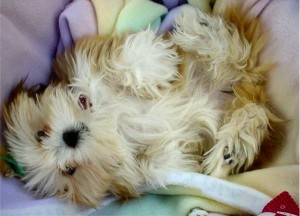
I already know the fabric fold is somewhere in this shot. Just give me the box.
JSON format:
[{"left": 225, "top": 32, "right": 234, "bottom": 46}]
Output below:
[
  {"left": 91, "top": 0, "right": 124, "bottom": 36},
  {"left": 115, "top": 0, "right": 168, "bottom": 33},
  {"left": 56, "top": 0, "right": 97, "bottom": 54}
]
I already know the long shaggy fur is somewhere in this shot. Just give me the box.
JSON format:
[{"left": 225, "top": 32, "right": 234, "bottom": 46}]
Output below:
[{"left": 1, "top": 5, "right": 282, "bottom": 206}]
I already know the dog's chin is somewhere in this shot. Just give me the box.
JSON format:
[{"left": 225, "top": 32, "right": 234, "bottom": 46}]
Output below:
[
  {"left": 25, "top": 161, "right": 113, "bottom": 207},
  {"left": 59, "top": 165, "right": 112, "bottom": 207}
]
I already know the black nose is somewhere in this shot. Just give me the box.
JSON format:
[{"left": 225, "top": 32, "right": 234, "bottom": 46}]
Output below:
[{"left": 63, "top": 130, "right": 80, "bottom": 148}]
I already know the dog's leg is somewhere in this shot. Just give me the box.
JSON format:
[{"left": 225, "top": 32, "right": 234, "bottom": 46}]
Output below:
[
  {"left": 201, "top": 83, "right": 281, "bottom": 177},
  {"left": 171, "top": 6, "right": 266, "bottom": 89},
  {"left": 106, "top": 29, "right": 181, "bottom": 98},
  {"left": 201, "top": 104, "right": 268, "bottom": 177},
  {"left": 54, "top": 31, "right": 182, "bottom": 99},
  {"left": 172, "top": 6, "right": 281, "bottom": 176}
]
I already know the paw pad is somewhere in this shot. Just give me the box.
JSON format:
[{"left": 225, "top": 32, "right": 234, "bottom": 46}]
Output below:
[
  {"left": 223, "top": 146, "right": 235, "bottom": 165},
  {"left": 199, "top": 21, "right": 208, "bottom": 27}
]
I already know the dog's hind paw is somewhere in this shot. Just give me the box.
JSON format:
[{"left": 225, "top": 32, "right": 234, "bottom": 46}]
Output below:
[
  {"left": 172, "top": 6, "right": 229, "bottom": 58},
  {"left": 201, "top": 103, "right": 270, "bottom": 177},
  {"left": 223, "top": 146, "right": 235, "bottom": 165},
  {"left": 172, "top": 6, "right": 251, "bottom": 89},
  {"left": 201, "top": 140, "right": 238, "bottom": 177}
]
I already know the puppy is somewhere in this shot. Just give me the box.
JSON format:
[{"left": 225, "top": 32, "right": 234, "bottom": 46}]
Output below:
[{"left": 1, "top": 5, "right": 281, "bottom": 206}]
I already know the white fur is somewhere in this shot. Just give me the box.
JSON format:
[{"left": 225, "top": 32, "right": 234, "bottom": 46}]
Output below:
[{"left": 106, "top": 29, "right": 181, "bottom": 98}]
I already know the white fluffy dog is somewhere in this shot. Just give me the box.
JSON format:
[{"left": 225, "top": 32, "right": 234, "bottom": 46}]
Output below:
[{"left": 1, "top": 5, "right": 281, "bottom": 206}]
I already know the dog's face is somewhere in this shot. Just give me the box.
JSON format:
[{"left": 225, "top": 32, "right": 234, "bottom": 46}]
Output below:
[
  {"left": 3, "top": 82, "right": 124, "bottom": 206},
  {"left": 2, "top": 32, "right": 160, "bottom": 206}
]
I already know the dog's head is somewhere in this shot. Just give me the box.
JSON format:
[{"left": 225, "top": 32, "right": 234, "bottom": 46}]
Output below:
[
  {"left": 2, "top": 31, "right": 179, "bottom": 206},
  {"left": 2, "top": 72, "right": 124, "bottom": 207}
]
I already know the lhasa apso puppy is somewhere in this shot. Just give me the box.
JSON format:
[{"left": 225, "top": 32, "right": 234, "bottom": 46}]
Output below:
[{"left": 1, "top": 5, "right": 281, "bottom": 206}]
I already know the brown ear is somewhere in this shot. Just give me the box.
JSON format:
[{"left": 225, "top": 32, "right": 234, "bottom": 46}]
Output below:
[
  {"left": 27, "top": 83, "right": 47, "bottom": 103},
  {"left": 6, "top": 79, "right": 27, "bottom": 105},
  {"left": 5, "top": 79, "right": 47, "bottom": 106},
  {"left": 2, "top": 79, "right": 26, "bottom": 127},
  {"left": 28, "top": 83, "right": 47, "bottom": 97},
  {"left": 2, "top": 79, "right": 47, "bottom": 126}
]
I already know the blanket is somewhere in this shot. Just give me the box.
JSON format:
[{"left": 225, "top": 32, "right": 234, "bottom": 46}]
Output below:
[{"left": 0, "top": 0, "right": 298, "bottom": 215}]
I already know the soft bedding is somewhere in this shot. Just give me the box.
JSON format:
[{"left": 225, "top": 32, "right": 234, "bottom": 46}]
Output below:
[{"left": 0, "top": 0, "right": 299, "bottom": 215}]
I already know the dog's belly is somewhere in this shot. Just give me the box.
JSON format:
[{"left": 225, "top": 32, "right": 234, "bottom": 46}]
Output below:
[{"left": 107, "top": 91, "right": 221, "bottom": 183}]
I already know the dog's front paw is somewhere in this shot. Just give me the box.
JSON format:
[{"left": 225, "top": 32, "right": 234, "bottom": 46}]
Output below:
[{"left": 110, "top": 29, "right": 181, "bottom": 98}]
